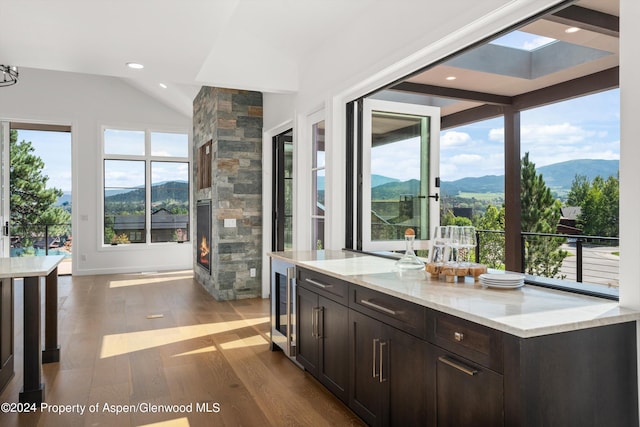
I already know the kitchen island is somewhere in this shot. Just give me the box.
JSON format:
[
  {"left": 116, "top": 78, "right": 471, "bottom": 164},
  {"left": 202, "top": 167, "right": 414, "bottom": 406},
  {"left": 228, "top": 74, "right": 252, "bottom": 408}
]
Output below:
[{"left": 270, "top": 250, "right": 640, "bottom": 427}]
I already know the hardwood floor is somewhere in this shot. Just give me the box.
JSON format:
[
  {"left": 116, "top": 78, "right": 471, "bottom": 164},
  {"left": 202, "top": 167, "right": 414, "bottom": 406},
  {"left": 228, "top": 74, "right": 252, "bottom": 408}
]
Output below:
[{"left": 0, "top": 271, "right": 364, "bottom": 427}]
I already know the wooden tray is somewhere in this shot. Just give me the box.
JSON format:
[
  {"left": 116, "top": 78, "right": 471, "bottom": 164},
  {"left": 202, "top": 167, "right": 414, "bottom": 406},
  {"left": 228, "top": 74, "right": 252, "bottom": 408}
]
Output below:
[{"left": 426, "top": 262, "right": 487, "bottom": 283}]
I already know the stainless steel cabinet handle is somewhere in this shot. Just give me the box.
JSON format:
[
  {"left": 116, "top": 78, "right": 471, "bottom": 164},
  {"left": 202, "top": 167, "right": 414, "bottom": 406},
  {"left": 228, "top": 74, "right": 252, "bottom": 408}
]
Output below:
[
  {"left": 311, "top": 307, "right": 317, "bottom": 338},
  {"left": 379, "top": 341, "right": 388, "bottom": 383},
  {"left": 438, "top": 356, "right": 478, "bottom": 376},
  {"left": 454, "top": 331, "right": 464, "bottom": 342},
  {"left": 305, "top": 278, "right": 332, "bottom": 289},
  {"left": 316, "top": 307, "right": 324, "bottom": 338},
  {"left": 372, "top": 338, "right": 380, "bottom": 378},
  {"left": 360, "top": 299, "right": 397, "bottom": 316}
]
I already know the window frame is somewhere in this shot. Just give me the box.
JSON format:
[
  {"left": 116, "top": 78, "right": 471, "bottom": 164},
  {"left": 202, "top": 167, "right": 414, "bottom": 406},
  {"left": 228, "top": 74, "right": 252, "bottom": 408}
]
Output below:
[
  {"left": 100, "top": 125, "right": 191, "bottom": 248},
  {"left": 360, "top": 98, "right": 441, "bottom": 252}
]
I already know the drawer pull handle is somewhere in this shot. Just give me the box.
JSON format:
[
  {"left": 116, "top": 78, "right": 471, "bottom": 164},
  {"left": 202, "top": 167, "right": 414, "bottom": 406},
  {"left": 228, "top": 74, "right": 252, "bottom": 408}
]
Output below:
[
  {"left": 360, "top": 299, "right": 397, "bottom": 316},
  {"left": 438, "top": 356, "right": 478, "bottom": 376},
  {"left": 454, "top": 331, "right": 464, "bottom": 342},
  {"left": 305, "top": 278, "right": 332, "bottom": 289}
]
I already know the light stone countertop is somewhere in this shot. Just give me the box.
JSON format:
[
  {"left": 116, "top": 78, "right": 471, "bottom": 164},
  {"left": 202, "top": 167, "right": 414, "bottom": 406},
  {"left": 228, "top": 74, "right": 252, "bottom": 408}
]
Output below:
[
  {"left": 269, "top": 250, "right": 640, "bottom": 338},
  {"left": 0, "top": 255, "right": 65, "bottom": 279}
]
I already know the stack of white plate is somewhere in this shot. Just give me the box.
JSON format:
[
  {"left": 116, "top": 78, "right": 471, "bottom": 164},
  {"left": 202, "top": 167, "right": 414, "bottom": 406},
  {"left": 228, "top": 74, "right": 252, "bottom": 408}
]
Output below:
[{"left": 479, "top": 273, "right": 525, "bottom": 289}]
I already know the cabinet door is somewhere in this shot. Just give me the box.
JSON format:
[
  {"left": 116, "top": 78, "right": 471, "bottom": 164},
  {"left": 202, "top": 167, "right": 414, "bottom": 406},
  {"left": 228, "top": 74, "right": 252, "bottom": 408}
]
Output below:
[
  {"left": 318, "top": 295, "right": 349, "bottom": 403},
  {"left": 296, "top": 286, "right": 319, "bottom": 375},
  {"left": 349, "top": 309, "right": 384, "bottom": 426},
  {"left": 386, "top": 325, "right": 429, "bottom": 426},
  {"left": 430, "top": 346, "right": 504, "bottom": 427},
  {"left": 0, "top": 278, "right": 14, "bottom": 391}
]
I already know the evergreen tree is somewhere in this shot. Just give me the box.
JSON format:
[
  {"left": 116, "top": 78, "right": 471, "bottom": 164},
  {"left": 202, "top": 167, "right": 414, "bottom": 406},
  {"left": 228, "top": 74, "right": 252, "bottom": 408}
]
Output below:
[
  {"left": 9, "top": 130, "right": 71, "bottom": 239},
  {"left": 520, "top": 153, "right": 567, "bottom": 277}
]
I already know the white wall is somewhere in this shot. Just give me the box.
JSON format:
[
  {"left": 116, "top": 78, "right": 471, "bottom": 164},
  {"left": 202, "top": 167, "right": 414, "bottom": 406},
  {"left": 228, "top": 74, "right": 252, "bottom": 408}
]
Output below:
[
  {"left": 618, "top": 0, "right": 640, "bottom": 415},
  {"left": 0, "top": 67, "right": 192, "bottom": 275}
]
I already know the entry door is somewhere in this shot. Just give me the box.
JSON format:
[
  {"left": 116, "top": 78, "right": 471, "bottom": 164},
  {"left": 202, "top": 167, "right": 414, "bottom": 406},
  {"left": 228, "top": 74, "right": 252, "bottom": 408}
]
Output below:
[
  {"left": 362, "top": 99, "right": 440, "bottom": 252},
  {"left": 0, "top": 121, "right": 9, "bottom": 258}
]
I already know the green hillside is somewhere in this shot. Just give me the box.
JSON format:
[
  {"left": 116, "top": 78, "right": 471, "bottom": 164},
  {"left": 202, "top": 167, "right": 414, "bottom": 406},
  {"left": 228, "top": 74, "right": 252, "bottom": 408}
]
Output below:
[{"left": 441, "top": 159, "right": 618, "bottom": 197}]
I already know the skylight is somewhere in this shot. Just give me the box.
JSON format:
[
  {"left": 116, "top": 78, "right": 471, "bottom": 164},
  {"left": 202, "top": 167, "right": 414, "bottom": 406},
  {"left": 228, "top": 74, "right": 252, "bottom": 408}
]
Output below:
[{"left": 490, "top": 30, "right": 557, "bottom": 51}]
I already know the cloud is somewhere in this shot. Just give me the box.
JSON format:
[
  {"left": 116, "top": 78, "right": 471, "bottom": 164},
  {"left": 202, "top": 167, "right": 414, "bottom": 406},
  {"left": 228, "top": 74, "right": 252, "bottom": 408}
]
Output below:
[
  {"left": 450, "top": 154, "right": 484, "bottom": 164},
  {"left": 489, "top": 122, "right": 596, "bottom": 146},
  {"left": 522, "top": 36, "right": 555, "bottom": 50},
  {"left": 441, "top": 131, "right": 471, "bottom": 147}
]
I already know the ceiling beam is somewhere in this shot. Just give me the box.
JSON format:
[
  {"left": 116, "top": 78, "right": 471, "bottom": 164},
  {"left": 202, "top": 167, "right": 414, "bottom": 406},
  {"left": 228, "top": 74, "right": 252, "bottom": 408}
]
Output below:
[
  {"left": 513, "top": 66, "right": 619, "bottom": 111},
  {"left": 442, "top": 105, "right": 506, "bottom": 130},
  {"left": 441, "top": 67, "right": 619, "bottom": 129},
  {"left": 547, "top": 5, "right": 619, "bottom": 38},
  {"left": 392, "top": 81, "right": 513, "bottom": 106}
]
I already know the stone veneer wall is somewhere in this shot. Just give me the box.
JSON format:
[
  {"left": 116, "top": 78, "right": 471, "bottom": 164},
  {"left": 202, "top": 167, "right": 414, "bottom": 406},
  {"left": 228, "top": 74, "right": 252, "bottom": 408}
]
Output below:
[{"left": 193, "top": 87, "right": 263, "bottom": 300}]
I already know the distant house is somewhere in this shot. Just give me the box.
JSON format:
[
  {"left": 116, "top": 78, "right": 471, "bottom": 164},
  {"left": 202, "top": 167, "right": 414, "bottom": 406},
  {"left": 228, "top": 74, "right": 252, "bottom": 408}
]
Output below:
[
  {"left": 558, "top": 206, "right": 582, "bottom": 235},
  {"left": 453, "top": 207, "right": 473, "bottom": 220},
  {"left": 113, "top": 209, "right": 189, "bottom": 243}
]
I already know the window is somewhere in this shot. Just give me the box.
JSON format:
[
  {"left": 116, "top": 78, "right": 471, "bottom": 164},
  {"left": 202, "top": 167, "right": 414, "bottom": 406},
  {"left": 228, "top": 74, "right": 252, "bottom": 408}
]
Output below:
[
  {"left": 103, "top": 128, "right": 189, "bottom": 245},
  {"left": 312, "top": 119, "right": 325, "bottom": 249},
  {"left": 360, "top": 99, "right": 440, "bottom": 252}
]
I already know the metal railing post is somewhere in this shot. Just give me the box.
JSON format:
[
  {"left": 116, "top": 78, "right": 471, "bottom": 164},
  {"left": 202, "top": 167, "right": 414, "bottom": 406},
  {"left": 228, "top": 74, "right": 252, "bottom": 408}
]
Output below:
[
  {"left": 576, "top": 238, "right": 583, "bottom": 283},
  {"left": 45, "top": 224, "right": 49, "bottom": 256},
  {"left": 520, "top": 234, "right": 526, "bottom": 273},
  {"left": 475, "top": 230, "right": 480, "bottom": 263}
]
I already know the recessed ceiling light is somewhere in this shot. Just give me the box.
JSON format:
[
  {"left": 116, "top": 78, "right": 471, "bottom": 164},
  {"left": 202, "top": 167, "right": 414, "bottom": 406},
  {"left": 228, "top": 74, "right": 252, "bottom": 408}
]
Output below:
[
  {"left": 159, "top": 83, "right": 168, "bottom": 89},
  {"left": 446, "top": 76, "right": 457, "bottom": 81},
  {"left": 565, "top": 27, "right": 580, "bottom": 34},
  {"left": 126, "top": 62, "right": 144, "bottom": 69}
]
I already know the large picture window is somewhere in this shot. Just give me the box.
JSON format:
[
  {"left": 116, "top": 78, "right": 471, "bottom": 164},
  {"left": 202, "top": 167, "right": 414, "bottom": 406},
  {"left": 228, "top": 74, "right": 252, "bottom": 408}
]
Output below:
[{"left": 103, "top": 128, "right": 189, "bottom": 245}]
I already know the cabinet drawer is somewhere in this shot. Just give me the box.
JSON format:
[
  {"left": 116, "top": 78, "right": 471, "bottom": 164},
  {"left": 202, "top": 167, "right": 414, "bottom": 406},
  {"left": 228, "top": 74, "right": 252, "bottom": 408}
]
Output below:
[
  {"left": 428, "top": 310, "right": 503, "bottom": 373},
  {"left": 350, "top": 285, "right": 427, "bottom": 339},
  {"left": 297, "top": 268, "right": 349, "bottom": 305}
]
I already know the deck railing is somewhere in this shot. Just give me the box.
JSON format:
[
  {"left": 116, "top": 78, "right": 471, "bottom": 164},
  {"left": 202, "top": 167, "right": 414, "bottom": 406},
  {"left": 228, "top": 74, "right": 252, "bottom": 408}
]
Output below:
[{"left": 476, "top": 229, "right": 619, "bottom": 288}]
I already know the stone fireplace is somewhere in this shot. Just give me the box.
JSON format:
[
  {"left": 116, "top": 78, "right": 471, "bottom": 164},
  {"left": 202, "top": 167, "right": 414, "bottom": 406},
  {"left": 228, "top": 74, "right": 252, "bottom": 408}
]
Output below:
[{"left": 193, "top": 87, "right": 263, "bottom": 300}]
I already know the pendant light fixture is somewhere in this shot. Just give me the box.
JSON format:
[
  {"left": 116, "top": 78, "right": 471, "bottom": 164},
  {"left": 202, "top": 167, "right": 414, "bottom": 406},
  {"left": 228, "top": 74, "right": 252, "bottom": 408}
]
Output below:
[{"left": 1, "top": 65, "right": 19, "bottom": 87}]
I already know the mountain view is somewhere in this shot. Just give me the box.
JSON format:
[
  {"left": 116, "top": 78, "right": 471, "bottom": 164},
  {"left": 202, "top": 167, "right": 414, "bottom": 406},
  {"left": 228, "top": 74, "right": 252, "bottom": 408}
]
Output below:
[
  {"left": 372, "top": 159, "right": 619, "bottom": 201},
  {"left": 57, "top": 181, "right": 189, "bottom": 205}
]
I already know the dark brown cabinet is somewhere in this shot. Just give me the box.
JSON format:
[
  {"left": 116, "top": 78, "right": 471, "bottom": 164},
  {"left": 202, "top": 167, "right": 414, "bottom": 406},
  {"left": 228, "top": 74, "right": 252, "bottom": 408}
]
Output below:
[
  {"left": 296, "top": 269, "right": 350, "bottom": 403},
  {"left": 426, "top": 310, "right": 504, "bottom": 427},
  {"left": 280, "top": 261, "right": 639, "bottom": 427},
  {"left": 349, "top": 293, "right": 429, "bottom": 426},
  {"left": 427, "top": 346, "right": 503, "bottom": 427}
]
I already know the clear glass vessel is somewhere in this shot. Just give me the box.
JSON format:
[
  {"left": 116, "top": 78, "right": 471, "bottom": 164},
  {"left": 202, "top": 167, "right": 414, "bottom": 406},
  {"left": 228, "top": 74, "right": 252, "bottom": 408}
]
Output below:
[{"left": 396, "top": 229, "right": 425, "bottom": 274}]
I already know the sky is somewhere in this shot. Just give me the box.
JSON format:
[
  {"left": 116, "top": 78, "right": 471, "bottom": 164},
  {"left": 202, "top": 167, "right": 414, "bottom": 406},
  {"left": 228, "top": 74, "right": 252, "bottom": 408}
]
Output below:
[
  {"left": 372, "top": 88, "right": 620, "bottom": 183},
  {"left": 17, "top": 130, "right": 72, "bottom": 192}
]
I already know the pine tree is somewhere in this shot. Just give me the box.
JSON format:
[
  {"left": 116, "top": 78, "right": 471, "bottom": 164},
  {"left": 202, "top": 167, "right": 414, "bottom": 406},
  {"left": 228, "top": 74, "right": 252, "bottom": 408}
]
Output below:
[{"left": 520, "top": 152, "right": 567, "bottom": 277}]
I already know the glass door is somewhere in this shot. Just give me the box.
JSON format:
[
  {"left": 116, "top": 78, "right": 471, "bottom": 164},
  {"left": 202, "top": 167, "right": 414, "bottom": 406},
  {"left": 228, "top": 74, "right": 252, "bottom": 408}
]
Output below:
[
  {"left": 362, "top": 99, "right": 441, "bottom": 251},
  {"left": 272, "top": 129, "right": 293, "bottom": 251},
  {"left": 0, "top": 122, "right": 9, "bottom": 258}
]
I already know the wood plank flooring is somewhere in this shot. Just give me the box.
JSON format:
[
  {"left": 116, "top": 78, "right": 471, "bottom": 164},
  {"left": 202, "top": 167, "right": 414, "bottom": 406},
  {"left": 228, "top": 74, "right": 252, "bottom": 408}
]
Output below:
[{"left": 0, "top": 271, "right": 364, "bottom": 427}]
